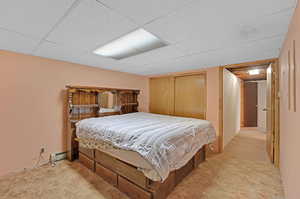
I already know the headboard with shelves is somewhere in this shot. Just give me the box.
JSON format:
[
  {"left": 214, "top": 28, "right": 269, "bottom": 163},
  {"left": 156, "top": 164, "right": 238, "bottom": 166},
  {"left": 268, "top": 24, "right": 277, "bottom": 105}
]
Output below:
[{"left": 66, "top": 85, "right": 140, "bottom": 160}]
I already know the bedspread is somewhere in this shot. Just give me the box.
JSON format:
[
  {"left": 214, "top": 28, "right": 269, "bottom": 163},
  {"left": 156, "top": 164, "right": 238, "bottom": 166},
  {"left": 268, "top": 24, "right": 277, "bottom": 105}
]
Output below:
[{"left": 76, "top": 112, "right": 216, "bottom": 181}]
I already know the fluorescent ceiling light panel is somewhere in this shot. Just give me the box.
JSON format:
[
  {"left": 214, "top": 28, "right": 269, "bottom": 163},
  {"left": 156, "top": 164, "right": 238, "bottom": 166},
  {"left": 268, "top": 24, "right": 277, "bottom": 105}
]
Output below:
[
  {"left": 93, "top": 29, "right": 167, "bottom": 60},
  {"left": 248, "top": 69, "right": 260, "bottom": 75}
]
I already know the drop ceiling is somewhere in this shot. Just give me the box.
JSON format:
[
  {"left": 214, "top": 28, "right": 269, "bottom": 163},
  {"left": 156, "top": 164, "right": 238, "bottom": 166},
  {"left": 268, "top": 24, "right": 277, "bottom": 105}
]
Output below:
[{"left": 0, "top": 0, "right": 297, "bottom": 75}]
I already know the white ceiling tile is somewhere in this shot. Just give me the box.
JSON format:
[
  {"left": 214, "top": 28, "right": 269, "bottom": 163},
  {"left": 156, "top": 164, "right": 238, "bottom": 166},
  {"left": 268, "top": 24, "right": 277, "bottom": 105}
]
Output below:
[
  {"left": 97, "top": 0, "right": 195, "bottom": 25},
  {"left": 76, "top": 53, "right": 119, "bottom": 67},
  {"left": 232, "top": 9, "right": 294, "bottom": 42},
  {"left": 74, "top": 53, "right": 141, "bottom": 72},
  {"left": 46, "top": 0, "right": 138, "bottom": 50},
  {"left": 0, "top": 29, "right": 39, "bottom": 54},
  {"left": 119, "top": 44, "right": 184, "bottom": 65},
  {"left": 0, "top": 0, "right": 295, "bottom": 75},
  {"left": 145, "top": 0, "right": 296, "bottom": 44},
  {"left": 138, "top": 35, "right": 284, "bottom": 75},
  {"left": 0, "top": 0, "right": 76, "bottom": 38},
  {"left": 33, "top": 41, "right": 86, "bottom": 63},
  {"left": 176, "top": 9, "right": 293, "bottom": 55}
]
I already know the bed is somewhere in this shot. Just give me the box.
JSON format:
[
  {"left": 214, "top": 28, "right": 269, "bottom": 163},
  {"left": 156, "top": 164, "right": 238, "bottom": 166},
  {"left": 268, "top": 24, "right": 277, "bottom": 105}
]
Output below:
[
  {"left": 66, "top": 86, "right": 216, "bottom": 199},
  {"left": 76, "top": 112, "right": 216, "bottom": 181}
]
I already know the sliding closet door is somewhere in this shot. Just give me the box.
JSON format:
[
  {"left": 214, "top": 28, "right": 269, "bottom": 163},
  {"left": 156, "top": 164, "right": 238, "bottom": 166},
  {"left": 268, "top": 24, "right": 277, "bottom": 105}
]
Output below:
[
  {"left": 174, "top": 74, "right": 206, "bottom": 119},
  {"left": 150, "top": 77, "right": 174, "bottom": 115}
]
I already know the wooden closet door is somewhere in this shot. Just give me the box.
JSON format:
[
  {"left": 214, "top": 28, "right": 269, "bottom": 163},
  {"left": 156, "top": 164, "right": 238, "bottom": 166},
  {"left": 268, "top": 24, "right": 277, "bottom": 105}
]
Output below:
[
  {"left": 174, "top": 74, "right": 206, "bottom": 119},
  {"left": 150, "top": 77, "right": 174, "bottom": 115}
]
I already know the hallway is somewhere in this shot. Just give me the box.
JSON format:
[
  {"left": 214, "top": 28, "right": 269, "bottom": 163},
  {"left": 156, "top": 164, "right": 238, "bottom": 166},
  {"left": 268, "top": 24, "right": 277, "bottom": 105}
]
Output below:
[
  {"left": 224, "top": 128, "right": 269, "bottom": 162},
  {"left": 169, "top": 128, "right": 284, "bottom": 198},
  {"left": 0, "top": 129, "right": 284, "bottom": 199}
]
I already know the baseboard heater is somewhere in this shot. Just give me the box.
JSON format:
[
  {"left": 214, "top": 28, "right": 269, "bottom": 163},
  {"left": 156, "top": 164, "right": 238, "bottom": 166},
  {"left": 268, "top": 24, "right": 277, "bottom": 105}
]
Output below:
[{"left": 52, "top": 152, "right": 67, "bottom": 162}]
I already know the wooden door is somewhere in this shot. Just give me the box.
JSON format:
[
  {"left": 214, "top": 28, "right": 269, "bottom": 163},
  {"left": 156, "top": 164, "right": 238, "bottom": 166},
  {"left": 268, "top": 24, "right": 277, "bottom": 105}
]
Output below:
[
  {"left": 257, "top": 81, "right": 267, "bottom": 132},
  {"left": 150, "top": 77, "right": 174, "bottom": 115},
  {"left": 174, "top": 74, "right": 206, "bottom": 119},
  {"left": 244, "top": 82, "right": 258, "bottom": 127}
]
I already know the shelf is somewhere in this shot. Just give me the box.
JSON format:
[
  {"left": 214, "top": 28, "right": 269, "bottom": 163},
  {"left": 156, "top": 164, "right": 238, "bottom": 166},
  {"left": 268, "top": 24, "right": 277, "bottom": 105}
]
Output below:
[
  {"left": 70, "top": 104, "right": 99, "bottom": 108},
  {"left": 70, "top": 119, "right": 80, "bottom": 123},
  {"left": 70, "top": 103, "right": 137, "bottom": 107},
  {"left": 121, "top": 103, "right": 138, "bottom": 106}
]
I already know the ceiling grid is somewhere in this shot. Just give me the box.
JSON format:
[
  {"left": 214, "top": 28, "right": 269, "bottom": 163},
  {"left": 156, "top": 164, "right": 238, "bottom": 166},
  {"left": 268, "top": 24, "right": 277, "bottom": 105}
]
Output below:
[{"left": 0, "top": 0, "right": 297, "bottom": 75}]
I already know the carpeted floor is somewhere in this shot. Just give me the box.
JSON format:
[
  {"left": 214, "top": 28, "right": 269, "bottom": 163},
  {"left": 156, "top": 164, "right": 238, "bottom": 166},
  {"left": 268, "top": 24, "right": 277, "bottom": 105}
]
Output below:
[{"left": 0, "top": 129, "right": 284, "bottom": 199}]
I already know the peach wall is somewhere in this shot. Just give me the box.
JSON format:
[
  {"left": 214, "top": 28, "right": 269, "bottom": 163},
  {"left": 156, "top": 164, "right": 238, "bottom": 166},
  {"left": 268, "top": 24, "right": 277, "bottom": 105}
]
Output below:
[
  {"left": 205, "top": 67, "right": 221, "bottom": 152},
  {"left": 0, "top": 50, "right": 149, "bottom": 176},
  {"left": 149, "top": 67, "right": 221, "bottom": 152},
  {"left": 278, "top": 2, "right": 300, "bottom": 199}
]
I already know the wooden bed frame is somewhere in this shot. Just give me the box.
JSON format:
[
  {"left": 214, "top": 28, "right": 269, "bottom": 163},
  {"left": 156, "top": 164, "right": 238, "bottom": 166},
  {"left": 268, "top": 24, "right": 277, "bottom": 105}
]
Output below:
[
  {"left": 66, "top": 85, "right": 207, "bottom": 199},
  {"left": 78, "top": 145, "right": 206, "bottom": 199}
]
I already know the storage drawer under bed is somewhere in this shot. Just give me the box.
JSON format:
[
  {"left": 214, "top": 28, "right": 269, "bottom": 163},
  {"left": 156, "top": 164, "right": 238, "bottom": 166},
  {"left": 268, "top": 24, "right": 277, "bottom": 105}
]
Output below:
[
  {"left": 118, "top": 176, "right": 152, "bottom": 199},
  {"left": 78, "top": 152, "right": 95, "bottom": 171},
  {"left": 78, "top": 146, "right": 94, "bottom": 159},
  {"left": 77, "top": 145, "right": 206, "bottom": 199},
  {"left": 95, "top": 163, "right": 118, "bottom": 186}
]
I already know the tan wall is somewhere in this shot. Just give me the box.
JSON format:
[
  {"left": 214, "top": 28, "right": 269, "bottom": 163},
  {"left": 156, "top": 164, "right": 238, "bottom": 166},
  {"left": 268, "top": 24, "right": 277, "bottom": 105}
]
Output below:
[
  {"left": 278, "top": 2, "right": 300, "bottom": 199},
  {"left": 223, "top": 69, "right": 241, "bottom": 147},
  {"left": 0, "top": 50, "right": 149, "bottom": 176},
  {"left": 150, "top": 67, "right": 221, "bottom": 152}
]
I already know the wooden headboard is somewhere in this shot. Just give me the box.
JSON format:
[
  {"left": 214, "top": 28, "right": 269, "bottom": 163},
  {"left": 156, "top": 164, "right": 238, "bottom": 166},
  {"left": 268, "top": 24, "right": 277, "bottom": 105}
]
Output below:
[{"left": 66, "top": 85, "right": 140, "bottom": 161}]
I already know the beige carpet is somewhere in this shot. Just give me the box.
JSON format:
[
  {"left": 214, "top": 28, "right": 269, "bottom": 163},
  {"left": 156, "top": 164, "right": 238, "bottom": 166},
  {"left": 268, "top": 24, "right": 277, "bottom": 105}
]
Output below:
[{"left": 0, "top": 129, "right": 284, "bottom": 199}]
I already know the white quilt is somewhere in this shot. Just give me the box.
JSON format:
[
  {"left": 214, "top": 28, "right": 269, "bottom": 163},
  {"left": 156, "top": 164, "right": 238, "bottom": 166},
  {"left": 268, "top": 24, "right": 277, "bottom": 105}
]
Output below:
[{"left": 76, "top": 112, "right": 216, "bottom": 181}]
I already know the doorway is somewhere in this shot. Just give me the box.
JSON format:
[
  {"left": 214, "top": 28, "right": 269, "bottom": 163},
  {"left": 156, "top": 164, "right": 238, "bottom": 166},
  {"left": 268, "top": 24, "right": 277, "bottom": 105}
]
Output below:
[
  {"left": 242, "top": 80, "right": 268, "bottom": 131},
  {"left": 221, "top": 59, "right": 280, "bottom": 167},
  {"left": 226, "top": 63, "right": 269, "bottom": 135}
]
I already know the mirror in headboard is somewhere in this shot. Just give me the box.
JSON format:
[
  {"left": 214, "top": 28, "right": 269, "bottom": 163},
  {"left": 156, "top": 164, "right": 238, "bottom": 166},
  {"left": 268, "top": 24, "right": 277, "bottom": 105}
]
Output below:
[{"left": 98, "top": 91, "right": 120, "bottom": 113}]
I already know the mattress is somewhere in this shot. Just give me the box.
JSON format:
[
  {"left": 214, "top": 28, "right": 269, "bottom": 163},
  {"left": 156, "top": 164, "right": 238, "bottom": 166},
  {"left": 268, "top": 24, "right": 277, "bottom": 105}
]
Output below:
[{"left": 76, "top": 112, "right": 216, "bottom": 181}]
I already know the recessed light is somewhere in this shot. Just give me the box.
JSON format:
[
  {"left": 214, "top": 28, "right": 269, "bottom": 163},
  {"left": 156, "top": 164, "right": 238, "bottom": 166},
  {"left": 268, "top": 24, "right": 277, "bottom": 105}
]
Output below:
[
  {"left": 93, "top": 29, "right": 167, "bottom": 60},
  {"left": 248, "top": 69, "right": 260, "bottom": 75}
]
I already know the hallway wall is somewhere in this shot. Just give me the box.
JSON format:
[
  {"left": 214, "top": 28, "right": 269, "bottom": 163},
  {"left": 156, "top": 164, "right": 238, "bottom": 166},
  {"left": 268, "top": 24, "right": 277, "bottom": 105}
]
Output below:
[
  {"left": 278, "top": 1, "right": 300, "bottom": 198},
  {"left": 223, "top": 69, "right": 241, "bottom": 147}
]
